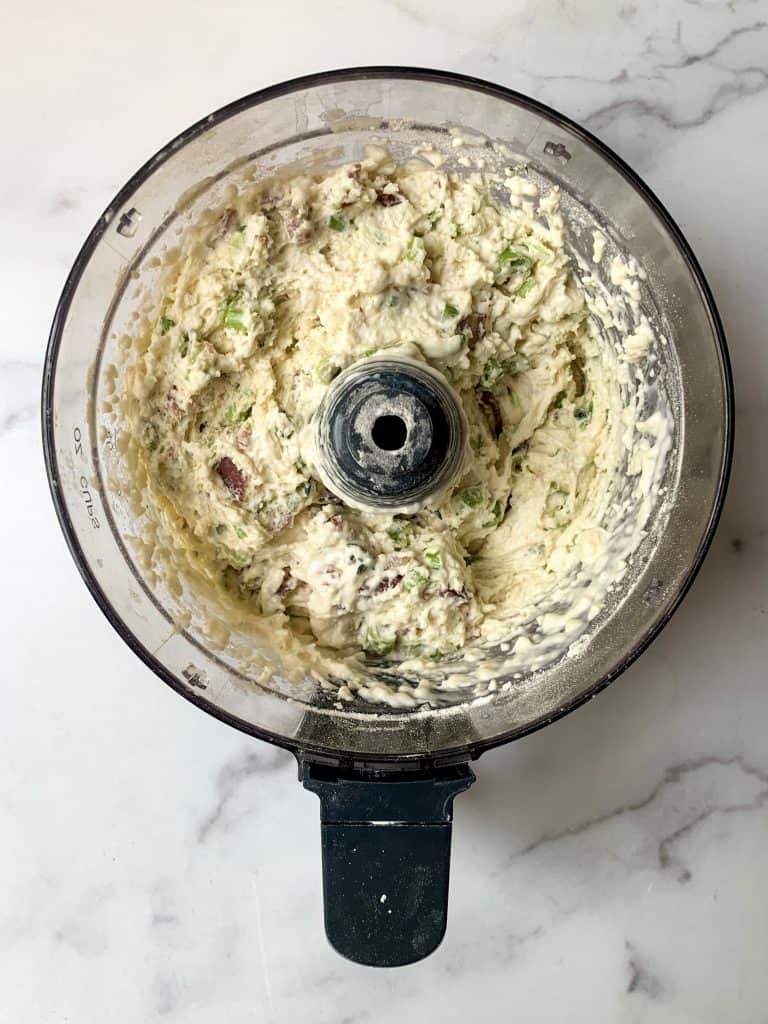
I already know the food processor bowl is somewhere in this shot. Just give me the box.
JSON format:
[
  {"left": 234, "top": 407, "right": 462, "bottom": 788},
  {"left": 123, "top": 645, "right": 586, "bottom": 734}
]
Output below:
[{"left": 42, "top": 68, "right": 732, "bottom": 966}]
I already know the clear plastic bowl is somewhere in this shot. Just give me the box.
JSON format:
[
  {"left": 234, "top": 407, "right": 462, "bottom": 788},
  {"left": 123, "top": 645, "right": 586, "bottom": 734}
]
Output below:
[{"left": 42, "top": 68, "right": 732, "bottom": 764}]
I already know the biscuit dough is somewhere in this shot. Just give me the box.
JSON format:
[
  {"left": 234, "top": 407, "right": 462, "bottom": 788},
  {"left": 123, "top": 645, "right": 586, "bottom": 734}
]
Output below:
[{"left": 132, "top": 151, "right": 644, "bottom": 685}]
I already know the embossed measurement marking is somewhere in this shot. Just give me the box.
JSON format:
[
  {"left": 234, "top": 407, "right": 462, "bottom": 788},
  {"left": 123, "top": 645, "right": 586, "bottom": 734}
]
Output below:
[
  {"left": 182, "top": 665, "right": 208, "bottom": 690},
  {"left": 79, "top": 476, "right": 100, "bottom": 529},
  {"left": 73, "top": 426, "right": 100, "bottom": 528}
]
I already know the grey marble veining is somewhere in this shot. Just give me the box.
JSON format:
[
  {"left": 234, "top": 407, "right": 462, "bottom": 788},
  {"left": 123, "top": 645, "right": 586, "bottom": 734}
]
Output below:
[{"left": 2, "top": 0, "right": 767, "bottom": 1020}]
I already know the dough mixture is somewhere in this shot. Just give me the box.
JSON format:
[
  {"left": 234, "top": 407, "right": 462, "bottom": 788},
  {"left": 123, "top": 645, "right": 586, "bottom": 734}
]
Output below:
[{"left": 132, "top": 149, "right": 637, "bottom": 688}]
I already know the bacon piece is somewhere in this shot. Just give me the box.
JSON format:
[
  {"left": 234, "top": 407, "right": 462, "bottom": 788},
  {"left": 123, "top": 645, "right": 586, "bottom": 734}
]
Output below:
[
  {"left": 363, "top": 574, "right": 403, "bottom": 597},
  {"left": 376, "top": 189, "right": 403, "bottom": 207},
  {"left": 215, "top": 457, "right": 246, "bottom": 501},
  {"left": 276, "top": 567, "right": 297, "bottom": 597},
  {"left": 212, "top": 207, "right": 238, "bottom": 242},
  {"left": 284, "top": 205, "right": 313, "bottom": 244},
  {"left": 458, "top": 313, "right": 487, "bottom": 349},
  {"left": 478, "top": 390, "right": 503, "bottom": 437}
]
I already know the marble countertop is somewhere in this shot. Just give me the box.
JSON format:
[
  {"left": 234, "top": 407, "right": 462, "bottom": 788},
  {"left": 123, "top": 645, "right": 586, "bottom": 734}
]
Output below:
[{"left": 2, "top": 0, "right": 766, "bottom": 1020}]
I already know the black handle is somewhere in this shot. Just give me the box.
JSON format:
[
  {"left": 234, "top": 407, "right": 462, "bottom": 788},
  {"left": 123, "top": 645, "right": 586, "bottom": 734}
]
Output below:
[{"left": 302, "top": 761, "right": 475, "bottom": 967}]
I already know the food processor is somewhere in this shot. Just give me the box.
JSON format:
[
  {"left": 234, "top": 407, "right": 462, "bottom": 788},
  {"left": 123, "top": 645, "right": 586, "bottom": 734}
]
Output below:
[{"left": 42, "top": 68, "right": 733, "bottom": 967}]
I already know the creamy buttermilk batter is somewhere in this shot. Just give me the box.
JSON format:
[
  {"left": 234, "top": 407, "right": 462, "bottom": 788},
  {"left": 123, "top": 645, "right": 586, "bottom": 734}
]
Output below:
[{"left": 126, "top": 148, "right": 667, "bottom": 701}]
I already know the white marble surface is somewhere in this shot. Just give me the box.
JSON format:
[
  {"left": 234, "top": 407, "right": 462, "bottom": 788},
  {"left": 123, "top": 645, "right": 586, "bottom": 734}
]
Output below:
[{"left": 2, "top": 0, "right": 767, "bottom": 1019}]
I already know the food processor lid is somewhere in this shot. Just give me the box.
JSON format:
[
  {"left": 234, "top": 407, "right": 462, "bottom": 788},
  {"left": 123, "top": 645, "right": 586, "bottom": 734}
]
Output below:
[{"left": 41, "top": 68, "right": 733, "bottom": 764}]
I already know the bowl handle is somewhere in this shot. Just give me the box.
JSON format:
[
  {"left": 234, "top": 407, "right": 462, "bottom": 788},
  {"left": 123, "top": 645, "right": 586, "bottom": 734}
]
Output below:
[{"left": 301, "top": 761, "right": 475, "bottom": 967}]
